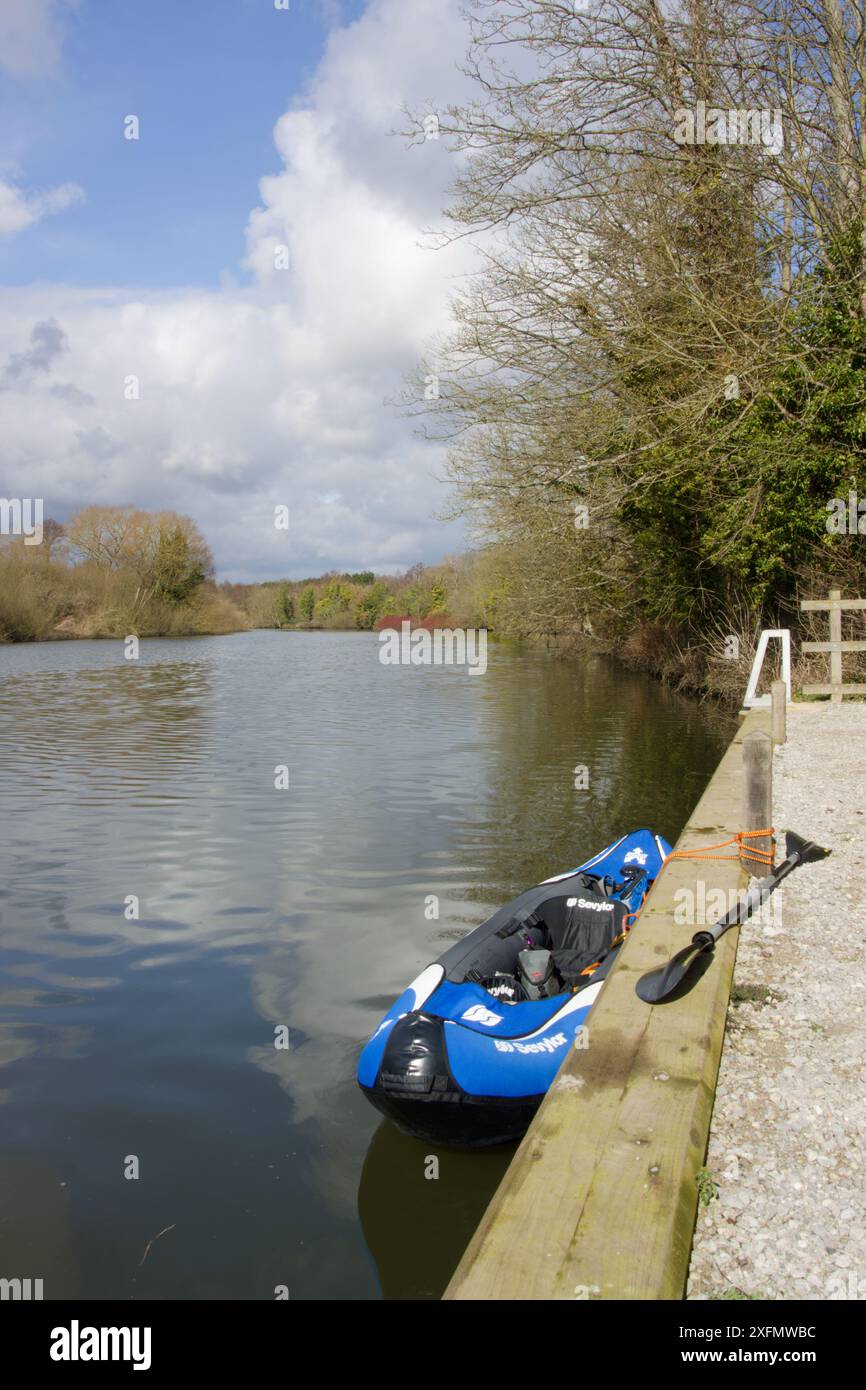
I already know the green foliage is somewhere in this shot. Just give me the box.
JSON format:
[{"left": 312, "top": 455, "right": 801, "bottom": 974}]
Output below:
[
  {"left": 299, "top": 587, "right": 315, "bottom": 622},
  {"left": 619, "top": 241, "right": 866, "bottom": 623},
  {"left": 276, "top": 582, "right": 294, "bottom": 626},
  {"left": 408, "top": 5, "right": 866, "bottom": 682},
  {"left": 315, "top": 579, "right": 353, "bottom": 624},
  {"left": 696, "top": 1167, "right": 719, "bottom": 1207},
  {"left": 240, "top": 565, "right": 457, "bottom": 632},
  {"left": 730, "top": 983, "right": 779, "bottom": 1008},
  {"left": 151, "top": 525, "right": 208, "bottom": 605},
  {"left": 428, "top": 580, "right": 447, "bottom": 613},
  {"left": 354, "top": 580, "right": 393, "bottom": 629}
]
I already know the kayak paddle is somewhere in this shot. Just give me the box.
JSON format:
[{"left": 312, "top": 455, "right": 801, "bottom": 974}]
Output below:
[{"left": 635, "top": 830, "right": 831, "bottom": 1005}]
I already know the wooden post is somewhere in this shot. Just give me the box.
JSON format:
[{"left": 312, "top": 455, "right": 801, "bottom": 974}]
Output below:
[
  {"left": 741, "top": 729, "right": 773, "bottom": 871},
  {"left": 771, "top": 679, "right": 786, "bottom": 745},
  {"left": 829, "top": 587, "right": 842, "bottom": 702}
]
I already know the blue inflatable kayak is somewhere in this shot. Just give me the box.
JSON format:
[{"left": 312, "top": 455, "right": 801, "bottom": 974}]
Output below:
[{"left": 358, "top": 829, "right": 671, "bottom": 1147}]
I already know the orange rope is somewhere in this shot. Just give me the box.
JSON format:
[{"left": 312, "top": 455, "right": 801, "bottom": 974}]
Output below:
[
  {"left": 664, "top": 827, "right": 775, "bottom": 868},
  {"left": 624, "top": 826, "right": 775, "bottom": 931},
  {"left": 573, "top": 829, "right": 776, "bottom": 989}
]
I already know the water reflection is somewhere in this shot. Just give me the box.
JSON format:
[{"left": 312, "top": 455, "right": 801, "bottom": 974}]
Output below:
[{"left": 358, "top": 1122, "right": 515, "bottom": 1300}]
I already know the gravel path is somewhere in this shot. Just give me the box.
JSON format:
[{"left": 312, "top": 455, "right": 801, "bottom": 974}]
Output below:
[{"left": 687, "top": 704, "right": 866, "bottom": 1301}]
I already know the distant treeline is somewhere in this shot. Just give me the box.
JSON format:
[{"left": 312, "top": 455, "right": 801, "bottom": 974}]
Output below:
[
  {"left": 0, "top": 505, "right": 488, "bottom": 644},
  {"left": 221, "top": 555, "right": 481, "bottom": 632}
]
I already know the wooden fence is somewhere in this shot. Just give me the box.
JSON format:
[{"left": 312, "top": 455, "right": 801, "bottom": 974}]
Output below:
[{"left": 800, "top": 589, "right": 866, "bottom": 701}]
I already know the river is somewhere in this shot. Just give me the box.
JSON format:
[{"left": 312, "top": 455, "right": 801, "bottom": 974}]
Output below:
[{"left": 0, "top": 630, "right": 734, "bottom": 1299}]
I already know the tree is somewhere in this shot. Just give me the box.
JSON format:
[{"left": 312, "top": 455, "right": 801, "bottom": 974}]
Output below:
[
  {"left": 67, "top": 506, "right": 213, "bottom": 609},
  {"left": 40, "top": 518, "right": 65, "bottom": 560},
  {"left": 299, "top": 586, "right": 316, "bottom": 622},
  {"left": 405, "top": 0, "right": 866, "bottom": 639},
  {"left": 66, "top": 506, "right": 146, "bottom": 571},
  {"left": 276, "top": 582, "right": 295, "bottom": 626},
  {"left": 354, "top": 580, "right": 393, "bottom": 629},
  {"left": 316, "top": 579, "right": 352, "bottom": 622},
  {"left": 428, "top": 580, "right": 447, "bottom": 613}
]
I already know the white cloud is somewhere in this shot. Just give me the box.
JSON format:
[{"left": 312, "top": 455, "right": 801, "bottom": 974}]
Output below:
[
  {"left": 0, "top": 0, "right": 77, "bottom": 80},
  {"left": 0, "top": 0, "right": 475, "bottom": 580},
  {"left": 0, "top": 178, "right": 84, "bottom": 236}
]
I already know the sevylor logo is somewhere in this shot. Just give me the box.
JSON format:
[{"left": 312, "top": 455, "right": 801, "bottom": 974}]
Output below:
[
  {"left": 461, "top": 1004, "right": 503, "bottom": 1026},
  {"left": 494, "top": 1032, "right": 567, "bottom": 1055},
  {"left": 566, "top": 897, "right": 614, "bottom": 912}
]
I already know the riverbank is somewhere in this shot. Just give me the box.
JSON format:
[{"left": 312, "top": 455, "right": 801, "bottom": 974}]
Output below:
[
  {"left": 0, "top": 601, "right": 248, "bottom": 643},
  {"left": 541, "top": 621, "right": 858, "bottom": 710},
  {"left": 687, "top": 703, "right": 866, "bottom": 1301},
  {"left": 0, "top": 573, "right": 247, "bottom": 643}
]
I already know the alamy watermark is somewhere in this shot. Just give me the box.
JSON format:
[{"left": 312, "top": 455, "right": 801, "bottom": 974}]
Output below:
[
  {"left": 674, "top": 882, "right": 784, "bottom": 930},
  {"left": 378, "top": 620, "right": 487, "bottom": 675},
  {"left": 673, "top": 101, "right": 783, "bottom": 157},
  {"left": 50, "top": 1322, "right": 151, "bottom": 1371},
  {"left": 826, "top": 490, "right": 866, "bottom": 534},
  {"left": 0, "top": 497, "right": 43, "bottom": 545},
  {"left": 1, "top": 1276, "right": 43, "bottom": 1300}
]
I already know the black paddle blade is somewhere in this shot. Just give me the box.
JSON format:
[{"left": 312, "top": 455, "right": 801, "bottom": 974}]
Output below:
[
  {"left": 634, "top": 933, "right": 714, "bottom": 1004},
  {"left": 784, "top": 830, "right": 831, "bottom": 865},
  {"left": 636, "top": 828, "right": 831, "bottom": 1006}
]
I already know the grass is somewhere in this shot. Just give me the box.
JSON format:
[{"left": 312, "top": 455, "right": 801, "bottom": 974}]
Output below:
[
  {"left": 696, "top": 1166, "right": 720, "bottom": 1206},
  {"left": 730, "top": 983, "right": 782, "bottom": 1008}
]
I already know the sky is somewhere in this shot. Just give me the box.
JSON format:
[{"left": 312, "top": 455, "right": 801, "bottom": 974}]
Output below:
[{"left": 0, "top": 0, "right": 475, "bottom": 581}]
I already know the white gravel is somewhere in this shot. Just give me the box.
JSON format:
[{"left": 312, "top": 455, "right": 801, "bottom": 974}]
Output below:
[{"left": 687, "top": 704, "right": 866, "bottom": 1301}]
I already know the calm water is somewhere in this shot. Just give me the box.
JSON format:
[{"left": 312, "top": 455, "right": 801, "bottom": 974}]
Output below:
[{"left": 0, "top": 631, "right": 734, "bottom": 1300}]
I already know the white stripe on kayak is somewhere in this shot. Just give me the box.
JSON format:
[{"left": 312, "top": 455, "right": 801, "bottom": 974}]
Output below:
[
  {"left": 367, "top": 963, "right": 446, "bottom": 1043},
  {"left": 407, "top": 963, "right": 445, "bottom": 1010}
]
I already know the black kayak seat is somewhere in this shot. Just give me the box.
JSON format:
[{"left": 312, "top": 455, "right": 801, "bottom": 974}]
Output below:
[{"left": 537, "top": 887, "right": 630, "bottom": 984}]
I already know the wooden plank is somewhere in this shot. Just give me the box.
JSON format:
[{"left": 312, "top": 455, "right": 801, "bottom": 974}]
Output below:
[
  {"left": 445, "top": 710, "right": 770, "bottom": 1302},
  {"left": 800, "top": 598, "right": 866, "bottom": 611},
  {"left": 802, "top": 683, "right": 866, "bottom": 696},
  {"left": 829, "top": 589, "right": 843, "bottom": 701},
  {"left": 801, "top": 641, "right": 866, "bottom": 653}
]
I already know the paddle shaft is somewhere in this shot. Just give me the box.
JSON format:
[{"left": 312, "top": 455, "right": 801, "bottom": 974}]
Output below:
[{"left": 697, "top": 847, "right": 803, "bottom": 949}]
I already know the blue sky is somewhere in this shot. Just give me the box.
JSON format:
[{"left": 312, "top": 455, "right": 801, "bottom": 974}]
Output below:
[
  {"left": 1, "top": 0, "right": 366, "bottom": 289},
  {"left": 0, "top": 0, "right": 473, "bottom": 582}
]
